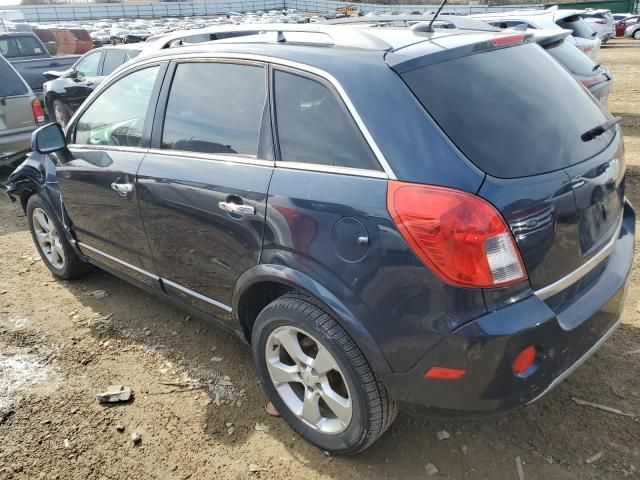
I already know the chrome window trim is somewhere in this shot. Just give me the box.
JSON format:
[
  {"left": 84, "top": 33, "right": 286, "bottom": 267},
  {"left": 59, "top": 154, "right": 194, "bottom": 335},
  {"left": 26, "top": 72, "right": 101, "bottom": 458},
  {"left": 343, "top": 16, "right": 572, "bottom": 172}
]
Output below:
[
  {"left": 527, "top": 313, "right": 622, "bottom": 404},
  {"left": 93, "top": 52, "right": 397, "bottom": 180},
  {"left": 277, "top": 161, "right": 388, "bottom": 179},
  {"left": 78, "top": 242, "right": 159, "bottom": 280},
  {"left": 69, "top": 144, "right": 149, "bottom": 154},
  {"left": 163, "top": 278, "right": 232, "bottom": 312},
  {"left": 145, "top": 148, "right": 274, "bottom": 168},
  {"left": 534, "top": 213, "right": 624, "bottom": 301}
]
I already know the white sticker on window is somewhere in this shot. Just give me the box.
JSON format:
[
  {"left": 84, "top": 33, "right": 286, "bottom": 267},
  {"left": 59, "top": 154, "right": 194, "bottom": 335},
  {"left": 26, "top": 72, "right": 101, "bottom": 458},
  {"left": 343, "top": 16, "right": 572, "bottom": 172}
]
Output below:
[{"left": 34, "top": 47, "right": 42, "bottom": 53}]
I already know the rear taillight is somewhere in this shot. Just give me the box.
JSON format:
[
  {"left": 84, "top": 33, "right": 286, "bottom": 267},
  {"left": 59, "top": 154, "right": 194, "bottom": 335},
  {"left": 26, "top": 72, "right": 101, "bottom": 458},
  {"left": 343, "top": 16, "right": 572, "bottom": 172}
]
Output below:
[
  {"left": 492, "top": 33, "right": 525, "bottom": 47},
  {"left": 577, "top": 44, "right": 593, "bottom": 53},
  {"left": 31, "top": 99, "right": 44, "bottom": 124},
  {"left": 580, "top": 73, "right": 608, "bottom": 88},
  {"left": 387, "top": 181, "right": 527, "bottom": 288}
]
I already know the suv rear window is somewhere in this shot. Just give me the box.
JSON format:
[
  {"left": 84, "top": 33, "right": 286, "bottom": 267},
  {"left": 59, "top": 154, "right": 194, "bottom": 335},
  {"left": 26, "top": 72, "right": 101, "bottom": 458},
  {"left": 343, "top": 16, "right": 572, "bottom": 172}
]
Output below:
[
  {"left": 0, "top": 57, "right": 28, "bottom": 97},
  {"left": 545, "top": 40, "right": 597, "bottom": 76},
  {"left": 557, "top": 15, "right": 595, "bottom": 39},
  {"left": 401, "top": 43, "right": 613, "bottom": 178}
]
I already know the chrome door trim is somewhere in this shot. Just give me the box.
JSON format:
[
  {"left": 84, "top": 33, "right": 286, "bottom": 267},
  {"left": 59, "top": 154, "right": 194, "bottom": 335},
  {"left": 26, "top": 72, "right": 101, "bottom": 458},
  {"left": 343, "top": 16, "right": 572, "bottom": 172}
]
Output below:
[
  {"left": 68, "top": 144, "right": 150, "bottom": 154},
  {"left": 94, "top": 52, "right": 397, "bottom": 180},
  {"left": 276, "top": 161, "right": 388, "bottom": 179},
  {"left": 145, "top": 148, "right": 274, "bottom": 168},
  {"left": 534, "top": 213, "right": 624, "bottom": 301},
  {"left": 162, "top": 278, "right": 232, "bottom": 312},
  {"left": 78, "top": 242, "right": 159, "bottom": 280}
]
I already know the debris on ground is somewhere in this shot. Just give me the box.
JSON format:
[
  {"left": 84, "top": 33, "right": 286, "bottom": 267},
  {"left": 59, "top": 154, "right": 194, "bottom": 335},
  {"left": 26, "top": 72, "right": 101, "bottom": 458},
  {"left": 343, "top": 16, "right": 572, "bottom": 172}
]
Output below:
[
  {"left": 586, "top": 451, "right": 604, "bottom": 464},
  {"left": 249, "top": 463, "right": 267, "bottom": 473},
  {"left": 516, "top": 456, "right": 525, "bottom": 480},
  {"left": 436, "top": 430, "right": 450, "bottom": 441},
  {"left": 116, "top": 423, "right": 125, "bottom": 433},
  {"left": 254, "top": 422, "right": 269, "bottom": 433},
  {"left": 424, "top": 462, "right": 439, "bottom": 476},
  {"left": 84, "top": 289, "right": 108, "bottom": 299},
  {"left": 571, "top": 397, "right": 635, "bottom": 417},
  {"left": 131, "top": 432, "right": 141, "bottom": 446},
  {"left": 96, "top": 385, "right": 133, "bottom": 403}
]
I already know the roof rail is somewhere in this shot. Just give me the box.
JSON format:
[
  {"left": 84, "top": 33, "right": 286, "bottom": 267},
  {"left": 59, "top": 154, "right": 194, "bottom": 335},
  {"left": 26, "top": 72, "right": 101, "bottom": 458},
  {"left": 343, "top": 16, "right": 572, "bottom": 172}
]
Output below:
[
  {"left": 197, "top": 24, "right": 394, "bottom": 50},
  {"left": 323, "top": 14, "right": 500, "bottom": 32}
]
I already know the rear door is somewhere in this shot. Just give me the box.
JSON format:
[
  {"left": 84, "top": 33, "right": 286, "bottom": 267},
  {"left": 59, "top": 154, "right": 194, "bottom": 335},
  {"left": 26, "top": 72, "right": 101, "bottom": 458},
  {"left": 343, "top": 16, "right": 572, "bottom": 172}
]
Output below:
[
  {"left": 57, "top": 63, "right": 165, "bottom": 288},
  {"left": 394, "top": 41, "right": 624, "bottom": 294},
  {"left": 137, "top": 60, "right": 272, "bottom": 322}
]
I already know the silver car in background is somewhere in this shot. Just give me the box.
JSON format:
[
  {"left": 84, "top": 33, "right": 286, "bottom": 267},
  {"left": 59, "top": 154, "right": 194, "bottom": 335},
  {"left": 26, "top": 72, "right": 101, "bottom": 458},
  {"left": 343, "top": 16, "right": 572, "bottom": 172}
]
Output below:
[
  {"left": 0, "top": 55, "right": 44, "bottom": 167},
  {"left": 580, "top": 9, "right": 615, "bottom": 43},
  {"left": 469, "top": 7, "right": 602, "bottom": 60}
]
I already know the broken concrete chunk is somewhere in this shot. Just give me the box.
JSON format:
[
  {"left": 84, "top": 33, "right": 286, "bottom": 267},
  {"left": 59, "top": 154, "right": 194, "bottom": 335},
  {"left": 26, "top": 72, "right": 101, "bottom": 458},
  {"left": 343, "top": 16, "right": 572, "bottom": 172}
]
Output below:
[
  {"left": 131, "top": 431, "right": 141, "bottom": 446},
  {"left": 85, "top": 289, "right": 108, "bottom": 298},
  {"left": 424, "top": 463, "right": 439, "bottom": 476},
  {"left": 436, "top": 430, "right": 450, "bottom": 441},
  {"left": 96, "top": 385, "right": 133, "bottom": 403}
]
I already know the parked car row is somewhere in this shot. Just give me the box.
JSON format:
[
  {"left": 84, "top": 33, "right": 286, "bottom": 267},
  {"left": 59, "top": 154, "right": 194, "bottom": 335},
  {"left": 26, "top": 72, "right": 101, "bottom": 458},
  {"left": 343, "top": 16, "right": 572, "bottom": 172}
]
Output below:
[{"left": 3, "top": 19, "right": 633, "bottom": 455}]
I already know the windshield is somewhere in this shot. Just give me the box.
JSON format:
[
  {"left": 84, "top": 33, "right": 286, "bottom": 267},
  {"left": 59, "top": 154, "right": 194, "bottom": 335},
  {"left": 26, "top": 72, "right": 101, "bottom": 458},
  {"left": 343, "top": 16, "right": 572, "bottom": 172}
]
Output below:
[{"left": 401, "top": 43, "right": 613, "bottom": 178}]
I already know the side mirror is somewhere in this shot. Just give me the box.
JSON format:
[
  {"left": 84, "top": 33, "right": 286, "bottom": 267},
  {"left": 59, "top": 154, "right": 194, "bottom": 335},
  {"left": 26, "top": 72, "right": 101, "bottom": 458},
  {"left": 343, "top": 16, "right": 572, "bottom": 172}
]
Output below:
[
  {"left": 32, "top": 123, "right": 67, "bottom": 154},
  {"left": 69, "top": 70, "right": 79, "bottom": 79}
]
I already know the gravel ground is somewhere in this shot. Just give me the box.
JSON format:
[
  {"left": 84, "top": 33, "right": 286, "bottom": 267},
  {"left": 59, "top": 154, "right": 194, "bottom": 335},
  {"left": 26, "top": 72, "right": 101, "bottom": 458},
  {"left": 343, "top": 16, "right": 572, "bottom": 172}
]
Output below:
[{"left": 0, "top": 38, "right": 639, "bottom": 480}]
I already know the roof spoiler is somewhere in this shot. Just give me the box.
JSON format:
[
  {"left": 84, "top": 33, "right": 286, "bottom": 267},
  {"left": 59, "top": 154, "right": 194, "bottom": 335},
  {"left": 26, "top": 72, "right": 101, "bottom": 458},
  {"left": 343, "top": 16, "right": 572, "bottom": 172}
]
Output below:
[{"left": 530, "top": 28, "right": 572, "bottom": 46}]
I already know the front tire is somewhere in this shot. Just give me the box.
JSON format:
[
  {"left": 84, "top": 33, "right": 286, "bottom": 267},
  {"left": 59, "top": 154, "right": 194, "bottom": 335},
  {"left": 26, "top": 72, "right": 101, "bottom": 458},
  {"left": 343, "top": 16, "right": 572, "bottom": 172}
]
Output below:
[
  {"left": 252, "top": 292, "right": 397, "bottom": 454},
  {"left": 26, "top": 194, "right": 90, "bottom": 280},
  {"left": 634, "top": 30, "right": 640, "bottom": 40}
]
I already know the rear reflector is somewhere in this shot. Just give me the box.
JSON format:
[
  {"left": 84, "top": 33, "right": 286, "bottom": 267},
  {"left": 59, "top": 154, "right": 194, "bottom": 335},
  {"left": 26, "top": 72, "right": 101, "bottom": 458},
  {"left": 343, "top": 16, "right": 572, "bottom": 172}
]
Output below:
[
  {"left": 31, "top": 99, "right": 44, "bottom": 124},
  {"left": 580, "top": 73, "right": 608, "bottom": 89},
  {"left": 577, "top": 44, "right": 594, "bottom": 52},
  {"left": 387, "top": 181, "right": 527, "bottom": 288},
  {"left": 512, "top": 346, "right": 537, "bottom": 374},
  {"left": 425, "top": 367, "right": 466, "bottom": 380}
]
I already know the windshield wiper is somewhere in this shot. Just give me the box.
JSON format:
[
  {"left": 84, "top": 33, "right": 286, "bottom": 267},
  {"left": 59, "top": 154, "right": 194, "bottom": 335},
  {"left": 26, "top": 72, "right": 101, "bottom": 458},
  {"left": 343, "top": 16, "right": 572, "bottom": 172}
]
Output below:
[{"left": 581, "top": 116, "right": 621, "bottom": 142}]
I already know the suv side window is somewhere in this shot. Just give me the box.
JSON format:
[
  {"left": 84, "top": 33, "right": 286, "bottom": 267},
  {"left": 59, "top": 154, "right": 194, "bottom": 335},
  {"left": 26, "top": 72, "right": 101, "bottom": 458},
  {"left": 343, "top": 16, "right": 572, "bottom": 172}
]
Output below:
[
  {"left": 102, "top": 50, "right": 127, "bottom": 76},
  {"left": 273, "top": 70, "right": 380, "bottom": 171},
  {"left": 75, "top": 51, "right": 102, "bottom": 77},
  {"left": 74, "top": 65, "right": 160, "bottom": 147},
  {"left": 161, "top": 62, "right": 266, "bottom": 156}
]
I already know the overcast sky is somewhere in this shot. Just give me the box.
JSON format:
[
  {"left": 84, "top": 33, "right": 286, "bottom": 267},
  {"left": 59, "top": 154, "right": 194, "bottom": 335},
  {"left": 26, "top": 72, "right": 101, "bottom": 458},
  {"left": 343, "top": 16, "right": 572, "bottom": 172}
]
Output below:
[{"left": 0, "top": 0, "right": 21, "bottom": 6}]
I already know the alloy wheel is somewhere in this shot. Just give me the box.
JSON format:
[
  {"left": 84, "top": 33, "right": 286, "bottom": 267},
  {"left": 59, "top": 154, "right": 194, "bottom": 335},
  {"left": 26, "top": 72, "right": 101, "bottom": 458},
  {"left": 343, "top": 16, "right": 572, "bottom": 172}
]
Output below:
[
  {"left": 265, "top": 326, "right": 352, "bottom": 434},
  {"left": 32, "top": 207, "right": 65, "bottom": 269}
]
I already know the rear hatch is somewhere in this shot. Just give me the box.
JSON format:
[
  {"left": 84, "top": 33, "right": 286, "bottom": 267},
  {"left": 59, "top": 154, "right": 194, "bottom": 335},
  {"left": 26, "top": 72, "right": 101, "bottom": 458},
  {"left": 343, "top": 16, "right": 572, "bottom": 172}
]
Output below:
[
  {"left": 0, "top": 57, "right": 36, "bottom": 134},
  {"left": 388, "top": 37, "right": 624, "bottom": 294}
]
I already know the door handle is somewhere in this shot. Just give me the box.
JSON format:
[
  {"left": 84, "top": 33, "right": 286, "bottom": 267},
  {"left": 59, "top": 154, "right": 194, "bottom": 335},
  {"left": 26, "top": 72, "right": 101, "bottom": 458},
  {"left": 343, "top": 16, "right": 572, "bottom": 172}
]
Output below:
[
  {"left": 218, "top": 201, "right": 255, "bottom": 216},
  {"left": 111, "top": 182, "right": 133, "bottom": 196}
]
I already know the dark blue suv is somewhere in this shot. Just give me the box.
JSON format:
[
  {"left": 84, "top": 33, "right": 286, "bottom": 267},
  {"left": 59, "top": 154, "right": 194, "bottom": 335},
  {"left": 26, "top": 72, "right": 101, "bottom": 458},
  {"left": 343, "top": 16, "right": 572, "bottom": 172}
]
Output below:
[{"left": 3, "top": 22, "right": 634, "bottom": 455}]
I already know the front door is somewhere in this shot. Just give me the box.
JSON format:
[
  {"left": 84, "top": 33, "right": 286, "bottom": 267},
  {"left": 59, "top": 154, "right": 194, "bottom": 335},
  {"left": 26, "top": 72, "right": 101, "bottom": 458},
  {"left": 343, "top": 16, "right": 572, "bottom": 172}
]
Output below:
[
  {"left": 137, "top": 60, "right": 272, "bottom": 321},
  {"left": 57, "top": 63, "right": 164, "bottom": 287}
]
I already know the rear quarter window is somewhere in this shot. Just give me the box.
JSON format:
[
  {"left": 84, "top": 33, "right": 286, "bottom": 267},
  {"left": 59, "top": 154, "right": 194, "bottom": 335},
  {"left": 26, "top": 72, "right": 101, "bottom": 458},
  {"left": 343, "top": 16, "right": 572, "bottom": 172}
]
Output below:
[
  {"left": 401, "top": 43, "right": 613, "bottom": 178},
  {"left": 0, "top": 58, "right": 28, "bottom": 97}
]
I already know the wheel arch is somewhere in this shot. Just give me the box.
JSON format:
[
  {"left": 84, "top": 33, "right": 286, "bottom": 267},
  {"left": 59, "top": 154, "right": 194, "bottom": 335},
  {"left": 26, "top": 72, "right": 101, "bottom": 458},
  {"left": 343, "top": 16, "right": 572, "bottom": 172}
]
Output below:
[{"left": 233, "top": 263, "right": 392, "bottom": 374}]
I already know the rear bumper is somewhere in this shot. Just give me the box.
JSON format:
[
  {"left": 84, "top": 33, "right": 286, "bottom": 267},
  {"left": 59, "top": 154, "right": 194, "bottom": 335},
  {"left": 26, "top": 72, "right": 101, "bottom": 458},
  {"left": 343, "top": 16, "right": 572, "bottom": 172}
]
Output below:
[
  {"left": 0, "top": 129, "right": 34, "bottom": 167},
  {"left": 380, "top": 200, "right": 635, "bottom": 415}
]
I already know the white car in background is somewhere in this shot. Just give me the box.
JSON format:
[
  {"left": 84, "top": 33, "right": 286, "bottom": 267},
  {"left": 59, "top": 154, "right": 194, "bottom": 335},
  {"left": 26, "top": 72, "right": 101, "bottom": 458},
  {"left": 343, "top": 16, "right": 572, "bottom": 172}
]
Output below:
[
  {"left": 581, "top": 9, "right": 615, "bottom": 42},
  {"left": 469, "top": 7, "right": 602, "bottom": 59}
]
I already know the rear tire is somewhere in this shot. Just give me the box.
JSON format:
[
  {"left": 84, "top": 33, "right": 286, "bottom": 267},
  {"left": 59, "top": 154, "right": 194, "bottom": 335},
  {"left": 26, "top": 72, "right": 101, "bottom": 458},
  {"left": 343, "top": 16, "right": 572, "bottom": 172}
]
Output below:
[
  {"left": 26, "top": 194, "right": 90, "bottom": 280},
  {"left": 252, "top": 292, "right": 397, "bottom": 455},
  {"left": 634, "top": 30, "right": 640, "bottom": 40}
]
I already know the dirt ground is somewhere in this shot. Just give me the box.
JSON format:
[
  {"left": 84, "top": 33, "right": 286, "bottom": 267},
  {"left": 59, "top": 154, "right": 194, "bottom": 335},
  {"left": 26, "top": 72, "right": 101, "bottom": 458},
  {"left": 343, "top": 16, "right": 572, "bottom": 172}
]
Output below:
[{"left": 1, "top": 38, "right": 640, "bottom": 480}]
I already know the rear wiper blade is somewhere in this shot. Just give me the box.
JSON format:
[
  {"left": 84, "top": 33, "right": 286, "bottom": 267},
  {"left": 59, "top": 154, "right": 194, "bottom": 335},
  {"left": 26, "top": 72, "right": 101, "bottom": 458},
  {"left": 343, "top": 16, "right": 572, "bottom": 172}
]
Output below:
[
  {"left": 592, "top": 63, "right": 601, "bottom": 71},
  {"left": 581, "top": 116, "right": 621, "bottom": 142}
]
